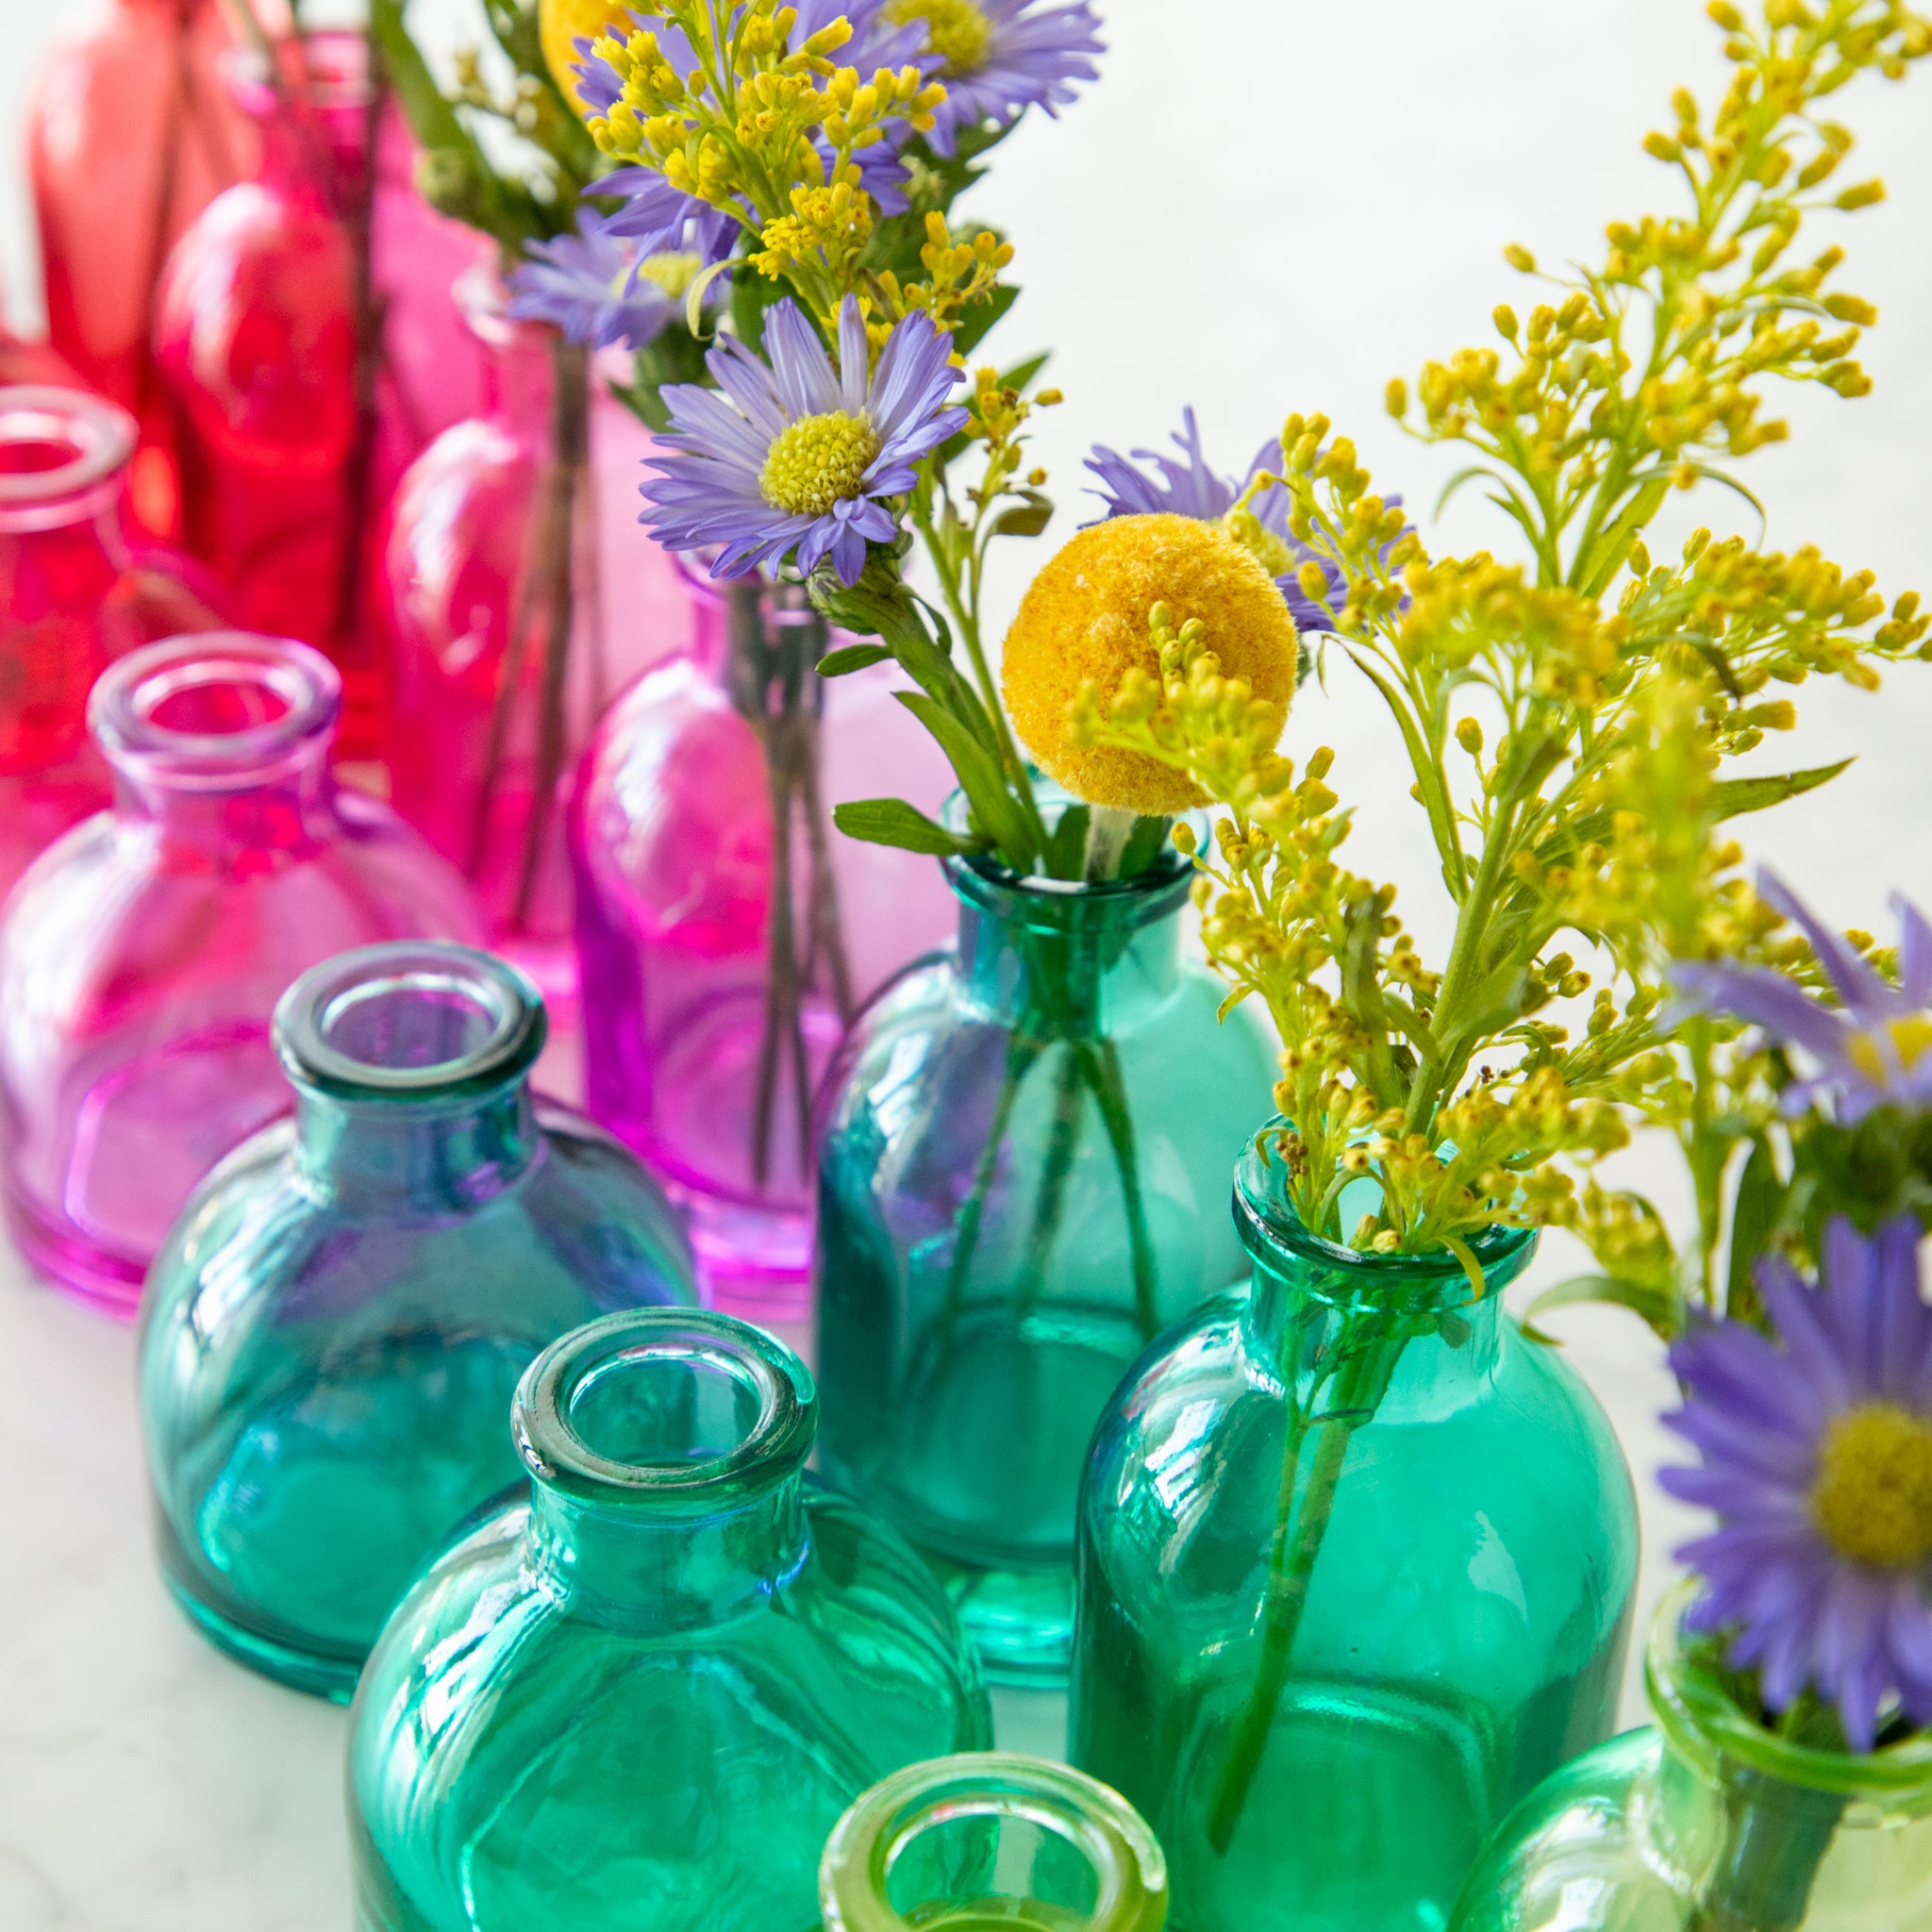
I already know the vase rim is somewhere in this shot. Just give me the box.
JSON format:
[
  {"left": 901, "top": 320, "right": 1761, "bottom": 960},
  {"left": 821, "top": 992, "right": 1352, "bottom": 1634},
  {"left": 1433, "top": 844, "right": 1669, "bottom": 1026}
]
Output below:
[
  {"left": 275, "top": 941, "right": 546, "bottom": 1104},
  {"left": 819, "top": 1753, "right": 1169, "bottom": 1932},
  {"left": 90, "top": 631, "right": 341, "bottom": 788},
  {"left": 0, "top": 385, "right": 135, "bottom": 531},
  {"left": 514, "top": 1308, "right": 817, "bottom": 1510},
  {"left": 1648, "top": 1575, "right": 1932, "bottom": 1797}
]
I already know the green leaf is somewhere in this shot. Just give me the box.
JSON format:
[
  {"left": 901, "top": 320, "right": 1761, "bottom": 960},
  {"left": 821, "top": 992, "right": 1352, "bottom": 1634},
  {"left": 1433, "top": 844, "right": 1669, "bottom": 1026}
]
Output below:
[
  {"left": 1118, "top": 814, "right": 1174, "bottom": 880},
  {"left": 895, "top": 691, "right": 1037, "bottom": 868},
  {"left": 1041, "top": 804, "right": 1090, "bottom": 880},
  {"left": 1711, "top": 758, "right": 1853, "bottom": 820},
  {"left": 951, "top": 281, "right": 1020, "bottom": 358},
  {"left": 990, "top": 489, "right": 1054, "bottom": 539},
  {"left": 1343, "top": 649, "right": 1467, "bottom": 897},
  {"left": 1575, "top": 471, "right": 1671, "bottom": 601},
  {"left": 1521, "top": 1272, "right": 1678, "bottom": 1345},
  {"left": 817, "top": 643, "right": 893, "bottom": 676},
  {"left": 1725, "top": 1137, "right": 1783, "bottom": 1323},
  {"left": 832, "top": 798, "right": 980, "bottom": 857}
]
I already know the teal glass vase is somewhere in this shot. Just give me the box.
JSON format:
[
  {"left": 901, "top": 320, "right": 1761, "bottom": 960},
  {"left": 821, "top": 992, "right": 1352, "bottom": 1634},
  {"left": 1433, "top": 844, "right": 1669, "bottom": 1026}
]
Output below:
[
  {"left": 1069, "top": 1127, "right": 1641, "bottom": 1932},
  {"left": 815, "top": 814, "right": 1277, "bottom": 1684},
  {"left": 820, "top": 1754, "right": 1169, "bottom": 1931},
  {"left": 1450, "top": 1580, "right": 1932, "bottom": 1932},
  {"left": 139, "top": 941, "right": 697, "bottom": 1701},
  {"left": 349, "top": 1306, "right": 991, "bottom": 1932}
]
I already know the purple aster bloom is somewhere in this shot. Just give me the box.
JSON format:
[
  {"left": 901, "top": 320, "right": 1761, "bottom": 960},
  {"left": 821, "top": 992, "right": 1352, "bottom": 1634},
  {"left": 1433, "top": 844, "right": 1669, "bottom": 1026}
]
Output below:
[
  {"left": 1674, "top": 873, "right": 1932, "bottom": 1123},
  {"left": 1661, "top": 1215, "right": 1932, "bottom": 1752},
  {"left": 507, "top": 217, "right": 673, "bottom": 350},
  {"left": 907, "top": 0, "right": 1105, "bottom": 158},
  {"left": 593, "top": 170, "right": 741, "bottom": 269},
  {"left": 641, "top": 293, "right": 968, "bottom": 585}
]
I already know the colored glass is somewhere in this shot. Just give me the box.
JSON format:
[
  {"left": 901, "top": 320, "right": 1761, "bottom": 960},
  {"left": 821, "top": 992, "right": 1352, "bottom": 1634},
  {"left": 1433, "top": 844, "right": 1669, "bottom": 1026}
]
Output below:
[
  {"left": 381, "top": 268, "right": 671, "bottom": 999},
  {"left": 820, "top": 1754, "right": 1169, "bottom": 1932},
  {"left": 1069, "top": 1135, "right": 1641, "bottom": 1932},
  {"left": 570, "top": 568, "right": 955, "bottom": 1320},
  {"left": 140, "top": 940, "right": 698, "bottom": 1700},
  {"left": 0, "top": 384, "right": 224, "bottom": 902},
  {"left": 0, "top": 631, "right": 481, "bottom": 1316},
  {"left": 349, "top": 1306, "right": 991, "bottom": 1932},
  {"left": 28, "top": 0, "right": 258, "bottom": 539},
  {"left": 814, "top": 806, "right": 1278, "bottom": 1682},
  {"left": 1451, "top": 1580, "right": 1932, "bottom": 1932}
]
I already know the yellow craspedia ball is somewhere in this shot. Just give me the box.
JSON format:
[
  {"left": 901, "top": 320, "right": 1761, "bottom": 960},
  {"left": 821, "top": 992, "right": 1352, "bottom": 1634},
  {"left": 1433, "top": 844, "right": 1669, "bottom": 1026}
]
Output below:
[
  {"left": 1001, "top": 513, "right": 1299, "bottom": 814},
  {"left": 541, "top": 0, "right": 636, "bottom": 113}
]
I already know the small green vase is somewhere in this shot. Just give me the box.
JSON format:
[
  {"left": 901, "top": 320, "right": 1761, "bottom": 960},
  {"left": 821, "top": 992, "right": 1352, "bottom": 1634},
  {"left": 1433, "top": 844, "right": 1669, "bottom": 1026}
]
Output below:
[{"left": 820, "top": 1754, "right": 1169, "bottom": 1931}]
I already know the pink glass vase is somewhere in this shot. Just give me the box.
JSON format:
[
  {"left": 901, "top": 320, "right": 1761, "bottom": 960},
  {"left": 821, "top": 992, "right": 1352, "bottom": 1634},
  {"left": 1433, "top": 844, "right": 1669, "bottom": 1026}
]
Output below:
[
  {"left": 380, "top": 268, "right": 678, "bottom": 1001},
  {"left": 569, "top": 569, "right": 955, "bottom": 1319},
  {"left": 28, "top": 0, "right": 258, "bottom": 542},
  {"left": 0, "top": 630, "right": 483, "bottom": 1316},
  {"left": 0, "top": 384, "right": 226, "bottom": 904},
  {"left": 153, "top": 31, "right": 491, "bottom": 757}
]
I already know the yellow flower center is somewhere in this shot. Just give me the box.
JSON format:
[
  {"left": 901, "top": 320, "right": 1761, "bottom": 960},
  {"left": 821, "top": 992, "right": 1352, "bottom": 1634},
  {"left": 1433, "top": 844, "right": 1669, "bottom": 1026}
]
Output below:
[
  {"left": 758, "top": 410, "right": 881, "bottom": 517},
  {"left": 1221, "top": 508, "right": 1298, "bottom": 581},
  {"left": 637, "top": 251, "right": 702, "bottom": 301},
  {"left": 1811, "top": 1401, "right": 1932, "bottom": 1569},
  {"left": 1846, "top": 1015, "right": 1932, "bottom": 1085},
  {"left": 887, "top": 0, "right": 994, "bottom": 75}
]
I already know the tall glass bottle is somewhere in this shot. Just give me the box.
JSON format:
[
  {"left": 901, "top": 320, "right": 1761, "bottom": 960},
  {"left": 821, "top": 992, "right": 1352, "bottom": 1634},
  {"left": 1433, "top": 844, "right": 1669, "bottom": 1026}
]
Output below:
[
  {"left": 349, "top": 1306, "right": 991, "bottom": 1932},
  {"left": 0, "top": 631, "right": 481, "bottom": 1315},
  {"left": 570, "top": 566, "right": 955, "bottom": 1319},
  {"left": 1069, "top": 1132, "right": 1641, "bottom": 1932},
  {"left": 1, "top": 384, "right": 224, "bottom": 902},
  {"left": 814, "top": 804, "right": 1278, "bottom": 1682},
  {"left": 820, "top": 1755, "right": 1169, "bottom": 1932}
]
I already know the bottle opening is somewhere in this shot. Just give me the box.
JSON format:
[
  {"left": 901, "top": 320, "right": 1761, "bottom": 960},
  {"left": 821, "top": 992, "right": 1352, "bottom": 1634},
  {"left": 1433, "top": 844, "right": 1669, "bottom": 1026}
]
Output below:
[
  {"left": 515, "top": 1308, "right": 817, "bottom": 1504},
  {"left": 276, "top": 942, "right": 544, "bottom": 1101},
  {"left": 0, "top": 386, "right": 136, "bottom": 528}
]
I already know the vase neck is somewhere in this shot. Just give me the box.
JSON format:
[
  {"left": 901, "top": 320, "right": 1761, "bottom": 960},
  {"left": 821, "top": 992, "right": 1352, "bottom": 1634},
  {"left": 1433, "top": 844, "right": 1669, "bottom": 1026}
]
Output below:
[
  {"left": 239, "top": 32, "right": 371, "bottom": 205},
  {"left": 518, "top": 1309, "right": 817, "bottom": 1633},
  {"left": 0, "top": 387, "right": 135, "bottom": 537},
  {"left": 458, "top": 265, "right": 561, "bottom": 431}
]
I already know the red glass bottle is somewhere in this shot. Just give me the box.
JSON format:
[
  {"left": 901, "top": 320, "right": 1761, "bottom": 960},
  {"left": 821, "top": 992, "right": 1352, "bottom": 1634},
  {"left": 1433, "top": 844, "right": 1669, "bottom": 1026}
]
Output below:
[
  {"left": 0, "top": 384, "right": 225, "bottom": 903},
  {"left": 28, "top": 0, "right": 258, "bottom": 542}
]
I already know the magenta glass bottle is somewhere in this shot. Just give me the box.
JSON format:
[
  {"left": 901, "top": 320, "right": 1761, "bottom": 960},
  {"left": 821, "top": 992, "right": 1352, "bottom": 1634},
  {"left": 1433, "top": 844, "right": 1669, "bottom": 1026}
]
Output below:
[
  {"left": 0, "top": 631, "right": 482, "bottom": 1315},
  {"left": 0, "top": 384, "right": 225, "bottom": 903},
  {"left": 570, "top": 567, "right": 955, "bottom": 1319},
  {"left": 380, "top": 267, "right": 670, "bottom": 1000}
]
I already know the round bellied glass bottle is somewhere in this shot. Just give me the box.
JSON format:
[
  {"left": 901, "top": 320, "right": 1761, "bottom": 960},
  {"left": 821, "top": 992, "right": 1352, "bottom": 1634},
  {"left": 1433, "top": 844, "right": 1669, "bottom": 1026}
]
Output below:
[
  {"left": 814, "top": 799, "right": 1278, "bottom": 1682},
  {"left": 1450, "top": 1579, "right": 1932, "bottom": 1932},
  {"left": 0, "top": 630, "right": 481, "bottom": 1312},
  {"left": 349, "top": 1306, "right": 991, "bottom": 1932},
  {"left": 140, "top": 940, "right": 697, "bottom": 1699},
  {"left": 819, "top": 1754, "right": 1169, "bottom": 1932},
  {"left": 1069, "top": 1129, "right": 1641, "bottom": 1932}
]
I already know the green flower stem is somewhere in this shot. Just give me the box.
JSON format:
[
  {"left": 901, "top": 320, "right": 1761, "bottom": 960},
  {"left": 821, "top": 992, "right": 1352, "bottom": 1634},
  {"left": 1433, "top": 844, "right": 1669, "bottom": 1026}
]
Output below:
[
  {"left": 1690, "top": 1766, "right": 1847, "bottom": 1932},
  {"left": 1080, "top": 1038, "right": 1161, "bottom": 1340},
  {"left": 1011, "top": 1046, "right": 1086, "bottom": 1318}
]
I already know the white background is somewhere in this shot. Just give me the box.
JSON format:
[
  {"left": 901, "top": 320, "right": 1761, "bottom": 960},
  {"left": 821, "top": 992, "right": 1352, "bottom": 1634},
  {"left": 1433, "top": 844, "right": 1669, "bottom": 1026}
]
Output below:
[{"left": 0, "top": 1, "right": 1928, "bottom": 1925}]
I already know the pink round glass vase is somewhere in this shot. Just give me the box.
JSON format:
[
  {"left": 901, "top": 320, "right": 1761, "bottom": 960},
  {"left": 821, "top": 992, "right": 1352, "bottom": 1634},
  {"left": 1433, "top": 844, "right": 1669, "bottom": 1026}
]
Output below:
[
  {"left": 569, "top": 569, "right": 955, "bottom": 1320},
  {"left": 380, "top": 270, "right": 673, "bottom": 1001},
  {"left": 0, "top": 384, "right": 225, "bottom": 903},
  {"left": 0, "top": 631, "right": 483, "bottom": 1316}
]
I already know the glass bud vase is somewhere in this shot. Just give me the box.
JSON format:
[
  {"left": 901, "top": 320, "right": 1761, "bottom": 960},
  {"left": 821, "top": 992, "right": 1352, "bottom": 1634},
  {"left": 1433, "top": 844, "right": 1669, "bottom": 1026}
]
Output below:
[
  {"left": 814, "top": 808, "right": 1278, "bottom": 1683},
  {"left": 570, "top": 567, "right": 955, "bottom": 1319},
  {"left": 1069, "top": 1132, "right": 1641, "bottom": 1932},
  {"left": 1450, "top": 1579, "right": 1932, "bottom": 1932},
  {"left": 820, "top": 1754, "right": 1170, "bottom": 1932},
  {"left": 1, "top": 383, "right": 225, "bottom": 903},
  {"left": 140, "top": 940, "right": 698, "bottom": 1700},
  {"left": 0, "top": 631, "right": 482, "bottom": 1315},
  {"left": 348, "top": 1306, "right": 991, "bottom": 1932}
]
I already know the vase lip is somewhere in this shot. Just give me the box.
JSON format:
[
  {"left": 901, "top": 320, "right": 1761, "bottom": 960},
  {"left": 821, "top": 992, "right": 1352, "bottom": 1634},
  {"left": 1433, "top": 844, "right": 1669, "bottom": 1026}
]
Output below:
[
  {"left": 1648, "top": 1575, "right": 1932, "bottom": 1797},
  {"left": 820, "top": 1753, "right": 1169, "bottom": 1932},
  {"left": 1233, "top": 1117, "right": 1536, "bottom": 1293},
  {"left": 514, "top": 1307, "right": 817, "bottom": 1510},
  {"left": 0, "top": 385, "right": 135, "bottom": 531},
  {"left": 228, "top": 27, "right": 370, "bottom": 120},
  {"left": 90, "top": 631, "right": 341, "bottom": 788},
  {"left": 275, "top": 941, "right": 546, "bottom": 1104}
]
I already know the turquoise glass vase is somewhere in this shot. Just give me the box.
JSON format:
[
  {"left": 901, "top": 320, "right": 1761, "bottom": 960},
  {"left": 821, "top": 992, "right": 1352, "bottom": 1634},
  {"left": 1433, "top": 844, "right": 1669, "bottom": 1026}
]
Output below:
[
  {"left": 1069, "top": 1128, "right": 1640, "bottom": 1932},
  {"left": 138, "top": 941, "right": 696, "bottom": 1700},
  {"left": 349, "top": 1306, "right": 991, "bottom": 1932},
  {"left": 815, "top": 817, "right": 1277, "bottom": 1684},
  {"left": 1450, "top": 1581, "right": 1932, "bottom": 1932},
  {"left": 820, "top": 1754, "right": 1169, "bottom": 1931}
]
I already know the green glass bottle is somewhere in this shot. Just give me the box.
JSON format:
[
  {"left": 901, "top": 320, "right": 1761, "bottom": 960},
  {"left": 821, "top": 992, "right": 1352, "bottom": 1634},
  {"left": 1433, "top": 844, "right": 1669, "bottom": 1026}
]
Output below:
[
  {"left": 1450, "top": 1580, "right": 1932, "bottom": 1932},
  {"left": 1070, "top": 1129, "right": 1641, "bottom": 1931},
  {"left": 349, "top": 1307, "right": 991, "bottom": 1932},
  {"left": 820, "top": 1754, "right": 1169, "bottom": 1932}
]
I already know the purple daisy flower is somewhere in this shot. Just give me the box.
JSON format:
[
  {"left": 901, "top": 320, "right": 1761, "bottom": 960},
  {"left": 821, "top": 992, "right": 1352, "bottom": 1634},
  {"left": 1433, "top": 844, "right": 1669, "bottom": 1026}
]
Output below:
[
  {"left": 1661, "top": 1214, "right": 1932, "bottom": 1751},
  {"left": 898, "top": 0, "right": 1104, "bottom": 158},
  {"left": 507, "top": 216, "right": 674, "bottom": 350},
  {"left": 1674, "top": 873, "right": 1932, "bottom": 1123},
  {"left": 641, "top": 293, "right": 967, "bottom": 585}
]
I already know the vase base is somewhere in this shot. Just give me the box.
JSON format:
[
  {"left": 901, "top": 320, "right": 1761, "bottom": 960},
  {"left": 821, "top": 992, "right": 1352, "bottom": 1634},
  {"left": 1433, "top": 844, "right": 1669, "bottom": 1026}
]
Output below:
[
  {"left": 159, "top": 1564, "right": 364, "bottom": 1704},
  {"left": 934, "top": 1555, "right": 1075, "bottom": 1689},
  {"left": 5, "top": 1185, "right": 143, "bottom": 1320}
]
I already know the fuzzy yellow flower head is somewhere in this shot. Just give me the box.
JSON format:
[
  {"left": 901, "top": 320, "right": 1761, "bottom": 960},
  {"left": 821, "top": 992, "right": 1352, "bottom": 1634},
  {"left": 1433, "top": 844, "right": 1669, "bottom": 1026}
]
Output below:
[
  {"left": 1002, "top": 514, "right": 1298, "bottom": 813},
  {"left": 541, "top": 0, "right": 639, "bottom": 113}
]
